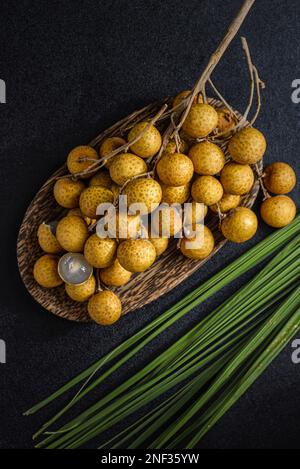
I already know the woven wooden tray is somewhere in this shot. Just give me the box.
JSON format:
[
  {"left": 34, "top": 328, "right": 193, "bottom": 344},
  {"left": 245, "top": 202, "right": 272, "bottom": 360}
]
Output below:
[{"left": 17, "top": 97, "right": 261, "bottom": 322}]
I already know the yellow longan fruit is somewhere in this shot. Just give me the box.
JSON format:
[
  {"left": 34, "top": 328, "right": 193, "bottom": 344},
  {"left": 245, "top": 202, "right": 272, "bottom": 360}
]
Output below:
[
  {"left": 53, "top": 178, "right": 85, "bottom": 209},
  {"left": 189, "top": 142, "right": 226, "bottom": 175},
  {"left": 210, "top": 194, "right": 241, "bottom": 214},
  {"left": 123, "top": 178, "right": 162, "bottom": 214},
  {"left": 260, "top": 196, "right": 296, "bottom": 228},
  {"left": 172, "top": 90, "right": 203, "bottom": 108},
  {"left": 65, "top": 275, "right": 96, "bottom": 302},
  {"left": 216, "top": 108, "right": 237, "bottom": 135},
  {"left": 56, "top": 215, "right": 89, "bottom": 252},
  {"left": 148, "top": 235, "right": 169, "bottom": 257},
  {"left": 182, "top": 103, "right": 218, "bottom": 138},
  {"left": 152, "top": 205, "right": 182, "bottom": 237},
  {"left": 183, "top": 201, "right": 208, "bottom": 227},
  {"left": 164, "top": 139, "right": 189, "bottom": 154},
  {"left": 160, "top": 182, "right": 191, "bottom": 205},
  {"left": 180, "top": 225, "right": 215, "bottom": 260},
  {"left": 109, "top": 153, "right": 148, "bottom": 186},
  {"left": 128, "top": 122, "right": 162, "bottom": 158},
  {"left": 220, "top": 163, "right": 254, "bottom": 195},
  {"left": 156, "top": 153, "right": 194, "bottom": 186},
  {"left": 117, "top": 239, "right": 156, "bottom": 272},
  {"left": 37, "top": 223, "right": 63, "bottom": 254},
  {"left": 191, "top": 176, "right": 223, "bottom": 206},
  {"left": 88, "top": 291, "right": 122, "bottom": 325},
  {"left": 99, "top": 137, "right": 126, "bottom": 168},
  {"left": 79, "top": 186, "right": 114, "bottom": 218},
  {"left": 84, "top": 234, "right": 117, "bottom": 268},
  {"left": 100, "top": 259, "right": 132, "bottom": 287},
  {"left": 67, "top": 145, "right": 99, "bottom": 177},
  {"left": 221, "top": 207, "right": 258, "bottom": 243},
  {"left": 33, "top": 255, "right": 63, "bottom": 288},
  {"left": 228, "top": 127, "right": 266, "bottom": 164},
  {"left": 89, "top": 170, "right": 112, "bottom": 188},
  {"left": 263, "top": 162, "right": 296, "bottom": 195},
  {"left": 105, "top": 212, "right": 141, "bottom": 239}
]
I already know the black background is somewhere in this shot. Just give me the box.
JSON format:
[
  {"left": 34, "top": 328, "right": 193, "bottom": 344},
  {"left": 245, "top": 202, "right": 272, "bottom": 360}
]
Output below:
[{"left": 0, "top": 0, "right": 300, "bottom": 449}]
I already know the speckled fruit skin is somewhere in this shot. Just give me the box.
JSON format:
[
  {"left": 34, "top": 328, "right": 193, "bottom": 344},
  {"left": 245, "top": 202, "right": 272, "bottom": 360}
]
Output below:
[
  {"left": 89, "top": 170, "right": 112, "bottom": 188},
  {"left": 216, "top": 108, "right": 237, "bottom": 135},
  {"left": 173, "top": 90, "right": 203, "bottom": 108},
  {"left": 88, "top": 291, "right": 122, "bottom": 326},
  {"left": 160, "top": 182, "right": 190, "bottom": 205},
  {"left": 117, "top": 239, "right": 156, "bottom": 273},
  {"left": 228, "top": 127, "right": 266, "bottom": 164},
  {"left": 156, "top": 153, "right": 194, "bottom": 186},
  {"left": 37, "top": 223, "right": 63, "bottom": 254},
  {"left": 183, "top": 201, "right": 208, "bottom": 227},
  {"left": 128, "top": 122, "right": 162, "bottom": 158},
  {"left": 109, "top": 153, "right": 148, "bottom": 186},
  {"left": 100, "top": 259, "right": 132, "bottom": 287},
  {"left": 123, "top": 178, "right": 162, "bottom": 214},
  {"left": 67, "top": 208, "right": 95, "bottom": 227},
  {"left": 152, "top": 205, "right": 183, "bottom": 237},
  {"left": 56, "top": 215, "right": 89, "bottom": 252},
  {"left": 189, "top": 142, "right": 225, "bottom": 175},
  {"left": 220, "top": 162, "right": 254, "bottom": 195},
  {"left": 148, "top": 236, "right": 169, "bottom": 257},
  {"left": 264, "top": 162, "right": 296, "bottom": 195},
  {"left": 180, "top": 225, "right": 215, "bottom": 260},
  {"left": 99, "top": 137, "right": 126, "bottom": 168},
  {"left": 105, "top": 212, "right": 141, "bottom": 239},
  {"left": 210, "top": 194, "right": 241, "bottom": 214},
  {"left": 33, "top": 255, "right": 63, "bottom": 288},
  {"left": 221, "top": 207, "right": 258, "bottom": 243},
  {"left": 67, "top": 145, "right": 99, "bottom": 177},
  {"left": 79, "top": 186, "right": 114, "bottom": 218},
  {"left": 84, "top": 234, "right": 117, "bottom": 268},
  {"left": 53, "top": 178, "right": 85, "bottom": 209},
  {"left": 65, "top": 275, "right": 96, "bottom": 302},
  {"left": 260, "top": 196, "right": 296, "bottom": 228},
  {"left": 164, "top": 139, "right": 189, "bottom": 155},
  {"left": 182, "top": 104, "right": 218, "bottom": 138},
  {"left": 191, "top": 176, "right": 223, "bottom": 206}
]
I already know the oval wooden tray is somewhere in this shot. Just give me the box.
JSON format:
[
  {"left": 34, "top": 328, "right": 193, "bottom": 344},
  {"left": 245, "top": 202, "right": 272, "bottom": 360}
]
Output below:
[{"left": 17, "top": 98, "right": 261, "bottom": 322}]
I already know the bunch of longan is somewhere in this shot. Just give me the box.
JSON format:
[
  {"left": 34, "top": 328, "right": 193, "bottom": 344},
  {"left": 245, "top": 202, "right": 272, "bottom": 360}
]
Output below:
[{"left": 33, "top": 89, "right": 297, "bottom": 325}]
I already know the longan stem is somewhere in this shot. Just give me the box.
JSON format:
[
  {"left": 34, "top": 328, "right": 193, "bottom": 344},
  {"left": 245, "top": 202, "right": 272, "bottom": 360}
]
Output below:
[
  {"left": 173, "top": 0, "right": 256, "bottom": 136},
  {"left": 254, "top": 163, "right": 270, "bottom": 201}
]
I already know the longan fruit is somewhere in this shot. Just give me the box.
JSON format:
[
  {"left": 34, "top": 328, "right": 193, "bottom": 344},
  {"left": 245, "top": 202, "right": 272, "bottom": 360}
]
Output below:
[
  {"left": 56, "top": 215, "right": 89, "bottom": 252},
  {"left": 148, "top": 235, "right": 169, "bottom": 257},
  {"left": 37, "top": 223, "right": 63, "bottom": 254},
  {"left": 128, "top": 122, "right": 162, "bottom": 158},
  {"left": 221, "top": 207, "right": 258, "bottom": 243},
  {"left": 183, "top": 201, "right": 208, "bottom": 228},
  {"left": 100, "top": 259, "right": 132, "bottom": 287},
  {"left": 117, "top": 239, "right": 156, "bottom": 273},
  {"left": 84, "top": 234, "right": 117, "bottom": 268},
  {"left": 123, "top": 178, "right": 162, "bottom": 214},
  {"left": 216, "top": 108, "right": 237, "bottom": 135},
  {"left": 109, "top": 153, "right": 148, "bottom": 186},
  {"left": 182, "top": 103, "right": 218, "bottom": 138},
  {"left": 53, "top": 178, "right": 85, "bottom": 209},
  {"left": 210, "top": 194, "right": 241, "bottom": 214},
  {"left": 99, "top": 137, "right": 126, "bottom": 168},
  {"left": 151, "top": 205, "right": 183, "bottom": 237},
  {"left": 260, "top": 195, "right": 296, "bottom": 228},
  {"left": 79, "top": 186, "right": 114, "bottom": 218},
  {"left": 263, "top": 162, "right": 296, "bottom": 195},
  {"left": 89, "top": 170, "right": 112, "bottom": 188},
  {"left": 156, "top": 153, "right": 194, "bottom": 186},
  {"left": 160, "top": 182, "right": 191, "bottom": 205},
  {"left": 65, "top": 275, "right": 96, "bottom": 302},
  {"left": 191, "top": 176, "right": 223, "bottom": 206},
  {"left": 180, "top": 225, "right": 215, "bottom": 260},
  {"left": 67, "top": 145, "right": 99, "bottom": 177},
  {"left": 88, "top": 291, "right": 122, "bottom": 325},
  {"left": 220, "top": 162, "right": 254, "bottom": 195},
  {"left": 33, "top": 255, "right": 63, "bottom": 288},
  {"left": 228, "top": 127, "right": 266, "bottom": 164},
  {"left": 189, "top": 142, "right": 225, "bottom": 175}
]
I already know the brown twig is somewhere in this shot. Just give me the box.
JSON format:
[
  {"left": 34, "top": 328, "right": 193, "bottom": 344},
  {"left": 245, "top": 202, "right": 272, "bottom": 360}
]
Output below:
[
  {"left": 254, "top": 163, "right": 270, "bottom": 200},
  {"left": 171, "top": 0, "right": 256, "bottom": 137}
]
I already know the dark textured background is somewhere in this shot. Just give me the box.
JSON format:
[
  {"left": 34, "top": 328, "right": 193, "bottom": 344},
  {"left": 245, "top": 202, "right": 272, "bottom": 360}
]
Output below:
[{"left": 0, "top": 0, "right": 300, "bottom": 449}]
